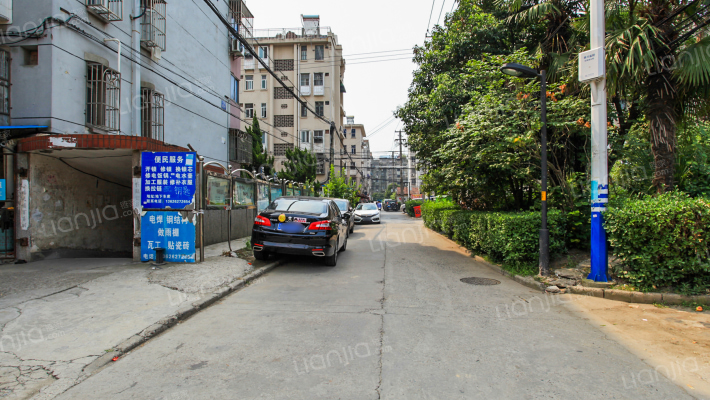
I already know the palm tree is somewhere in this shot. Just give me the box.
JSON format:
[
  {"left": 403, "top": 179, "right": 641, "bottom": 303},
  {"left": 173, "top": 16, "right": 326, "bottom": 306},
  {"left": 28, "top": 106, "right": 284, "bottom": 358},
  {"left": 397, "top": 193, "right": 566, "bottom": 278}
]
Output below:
[
  {"left": 605, "top": 0, "right": 710, "bottom": 191},
  {"left": 501, "top": 0, "right": 710, "bottom": 192}
]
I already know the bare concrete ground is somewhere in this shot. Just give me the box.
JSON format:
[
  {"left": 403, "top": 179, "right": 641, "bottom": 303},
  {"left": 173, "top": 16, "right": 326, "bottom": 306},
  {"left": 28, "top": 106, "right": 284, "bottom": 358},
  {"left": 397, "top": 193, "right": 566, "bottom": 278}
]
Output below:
[
  {"left": 56, "top": 212, "right": 696, "bottom": 400},
  {"left": 0, "top": 239, "right": 254, "bottom": 400}
]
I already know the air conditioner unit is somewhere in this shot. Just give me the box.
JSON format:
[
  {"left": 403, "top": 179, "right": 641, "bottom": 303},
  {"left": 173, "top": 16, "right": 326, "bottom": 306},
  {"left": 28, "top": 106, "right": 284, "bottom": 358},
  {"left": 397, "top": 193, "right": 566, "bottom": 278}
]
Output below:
[
  {"left": 0, "top": 0, "right": 12, "bottom": 24},
  {"left": 230, "top": 38, "right": 242, "bottom": 55}
]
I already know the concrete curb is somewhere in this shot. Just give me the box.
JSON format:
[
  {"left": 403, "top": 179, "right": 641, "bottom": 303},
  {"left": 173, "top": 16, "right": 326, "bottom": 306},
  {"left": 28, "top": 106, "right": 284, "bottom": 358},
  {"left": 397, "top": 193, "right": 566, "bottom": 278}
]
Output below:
[
  {"left": 80, "top": 257, "right": 286, "bottom": 377},
  {"left": 424, "top": 226, "right": 710, "bottom": 306}
]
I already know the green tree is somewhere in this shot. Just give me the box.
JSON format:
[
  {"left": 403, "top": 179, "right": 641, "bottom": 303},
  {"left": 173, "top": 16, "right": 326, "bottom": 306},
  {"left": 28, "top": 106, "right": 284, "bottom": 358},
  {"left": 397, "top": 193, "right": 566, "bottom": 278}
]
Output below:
[
  {"left": 279, "top": 146, "right": 317, "bottom": 183},
  {"left": 323, "top": 165, "right": 362, "bottom": 205},
  {"left": 243, "top": 116, "right": 274, "bottom": 175}
]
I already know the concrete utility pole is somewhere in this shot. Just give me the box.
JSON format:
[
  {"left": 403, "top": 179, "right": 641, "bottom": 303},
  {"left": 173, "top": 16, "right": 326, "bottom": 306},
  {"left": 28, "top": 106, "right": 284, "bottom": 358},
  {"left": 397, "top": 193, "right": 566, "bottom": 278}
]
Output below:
[
  {"left": 396, "top": 130, "right": 405, "bottom": 203},
  {"left": 589, "top": 0, "right": 609, "bottom": 282},
  {"left": 329, "top": 122, "right": 336, "bottom": 179}
]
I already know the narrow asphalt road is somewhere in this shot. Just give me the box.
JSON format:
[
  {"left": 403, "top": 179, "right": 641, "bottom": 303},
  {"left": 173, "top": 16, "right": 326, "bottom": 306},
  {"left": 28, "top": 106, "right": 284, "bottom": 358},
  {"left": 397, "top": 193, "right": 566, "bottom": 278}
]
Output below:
[{"left": 58, "top": 212, "right": 694, "bottom": 399}]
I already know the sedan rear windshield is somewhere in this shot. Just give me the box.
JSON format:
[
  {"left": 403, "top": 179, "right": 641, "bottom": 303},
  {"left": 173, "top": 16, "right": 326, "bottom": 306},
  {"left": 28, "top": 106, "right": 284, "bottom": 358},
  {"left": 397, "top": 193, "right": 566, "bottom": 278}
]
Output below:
[
  {"left": 268, "top": 199, "right": 328, "bottom": 214},
  {"left": 333, "top": 200, "right": 348, "bottom": 211}
]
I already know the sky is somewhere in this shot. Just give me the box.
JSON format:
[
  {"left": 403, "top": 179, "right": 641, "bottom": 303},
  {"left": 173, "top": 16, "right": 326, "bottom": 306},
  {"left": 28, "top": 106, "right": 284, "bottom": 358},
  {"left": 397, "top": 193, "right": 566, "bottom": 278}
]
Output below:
[{"left": 245, "top": 0, "right": 456, "bottom": 157}]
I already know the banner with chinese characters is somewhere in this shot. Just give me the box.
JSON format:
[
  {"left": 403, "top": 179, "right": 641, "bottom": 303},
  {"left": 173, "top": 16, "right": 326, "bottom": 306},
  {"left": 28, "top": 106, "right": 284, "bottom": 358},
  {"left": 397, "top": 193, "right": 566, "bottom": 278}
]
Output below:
[
  {"left": 141, "top": 211, "right": 196, "bottom": 263},
  {"left": 233, "top": 179, "right": 255, "bottom": 207},
  {"left": 257, "top": 182, "right": 270, "bottom": 212},
  {"left": 141, "top": 152, "right": 197, "bottom": 209},
  {"left": 206, "top": 175, "right": 230, "bottom": 207}
]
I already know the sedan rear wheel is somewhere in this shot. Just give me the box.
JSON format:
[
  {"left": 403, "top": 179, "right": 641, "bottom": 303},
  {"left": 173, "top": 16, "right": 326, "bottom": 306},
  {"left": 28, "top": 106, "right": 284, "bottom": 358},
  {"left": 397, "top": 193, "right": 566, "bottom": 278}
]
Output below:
[
  {"left": 324, "top": 242, "right": 338, "bottom": 266},
  {"left": 253, "top": 250, "right": 269, "bottom": 261}
]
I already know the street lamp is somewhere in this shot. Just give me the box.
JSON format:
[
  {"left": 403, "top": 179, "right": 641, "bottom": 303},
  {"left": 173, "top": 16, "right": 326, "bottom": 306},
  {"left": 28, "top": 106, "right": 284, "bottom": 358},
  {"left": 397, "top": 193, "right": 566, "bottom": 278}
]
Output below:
[{"left": 500, "top": 63, "right": 550, "bottom": 276}]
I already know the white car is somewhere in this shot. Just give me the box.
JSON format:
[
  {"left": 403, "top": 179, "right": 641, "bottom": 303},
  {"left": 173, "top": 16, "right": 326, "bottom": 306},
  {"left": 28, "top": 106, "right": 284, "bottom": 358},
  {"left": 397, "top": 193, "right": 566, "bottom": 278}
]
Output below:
[{"left": 353, "top": 203, "right": 381, "bottom": 224}]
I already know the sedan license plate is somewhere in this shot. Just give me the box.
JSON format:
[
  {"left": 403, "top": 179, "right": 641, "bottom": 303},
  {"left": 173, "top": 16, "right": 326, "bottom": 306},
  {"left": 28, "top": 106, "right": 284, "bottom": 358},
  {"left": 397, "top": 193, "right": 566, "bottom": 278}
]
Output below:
[{"left": 278, "top": 222, "right": 305, "bottom": 233}]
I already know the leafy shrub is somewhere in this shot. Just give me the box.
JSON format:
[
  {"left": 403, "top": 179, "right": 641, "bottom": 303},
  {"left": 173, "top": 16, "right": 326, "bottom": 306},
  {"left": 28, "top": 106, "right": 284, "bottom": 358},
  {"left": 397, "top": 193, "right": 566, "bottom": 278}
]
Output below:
[
  {"left": 605, "top": 193, "right": 710, "bottom": 294},
  {"left": 405, "top": 200, "right": 424, "bottom": 217},
  {"left": 420, "top": 202, "right": 567, "bottom": 274}
]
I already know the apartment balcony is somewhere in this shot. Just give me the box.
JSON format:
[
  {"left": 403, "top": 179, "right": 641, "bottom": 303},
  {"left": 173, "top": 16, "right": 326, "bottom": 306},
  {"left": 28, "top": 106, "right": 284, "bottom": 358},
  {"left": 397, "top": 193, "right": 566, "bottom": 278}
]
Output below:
[
  {"left": 244, "top": 57, "right": 255, "bottom": 70},
  {"left": 313, "top": 143, "right": 325, "bottom": 153},
  {"left": 314, "top": 85, "right": 324, "bottom": 96},
  {"left": 300, "top": 85, "right": 311, "bottom": 96}
]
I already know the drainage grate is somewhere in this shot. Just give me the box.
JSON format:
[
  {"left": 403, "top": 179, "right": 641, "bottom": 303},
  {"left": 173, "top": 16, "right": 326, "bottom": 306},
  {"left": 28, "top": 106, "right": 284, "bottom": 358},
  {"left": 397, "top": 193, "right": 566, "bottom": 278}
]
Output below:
[{"left": 460, "top": 277, "right": 501, "bottom": 286}]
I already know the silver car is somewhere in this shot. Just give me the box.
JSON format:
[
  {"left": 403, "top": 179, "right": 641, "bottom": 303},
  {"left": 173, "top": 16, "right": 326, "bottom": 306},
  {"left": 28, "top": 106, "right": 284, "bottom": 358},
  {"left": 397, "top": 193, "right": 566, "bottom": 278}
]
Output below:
[{"left": 353, "top": 203, "right": 381, "bottom": 224}]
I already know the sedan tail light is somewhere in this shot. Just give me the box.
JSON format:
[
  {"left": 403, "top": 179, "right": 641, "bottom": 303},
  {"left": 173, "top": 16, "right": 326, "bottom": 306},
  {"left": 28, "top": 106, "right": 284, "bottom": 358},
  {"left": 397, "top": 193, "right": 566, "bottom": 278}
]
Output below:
[
  {"left": 307, "top": 220, "right": 332, "bottom": 231},
  {"left": 254, "top": 215, "right": 271, "bottom": 226}
]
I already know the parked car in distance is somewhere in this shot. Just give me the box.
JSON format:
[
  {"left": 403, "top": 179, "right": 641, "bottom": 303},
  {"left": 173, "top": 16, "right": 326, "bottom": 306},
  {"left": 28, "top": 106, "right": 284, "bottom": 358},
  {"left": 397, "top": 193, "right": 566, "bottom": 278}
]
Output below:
[
  {"left": 251, "top": 197, "right": 348, "bottom": 266},
  {"left": 383, "top": 199, "right": 398, "bottom": 212},
  {"left": 323, "top": 198, "right": 354, "bottom": 235},
  {"left": 354, "top": 203, "right": 381, "bottom": 224}
]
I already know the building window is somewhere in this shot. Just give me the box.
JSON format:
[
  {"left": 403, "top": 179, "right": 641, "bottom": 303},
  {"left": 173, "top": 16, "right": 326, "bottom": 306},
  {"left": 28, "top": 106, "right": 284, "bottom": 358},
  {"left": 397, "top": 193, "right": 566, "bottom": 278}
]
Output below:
[
  {"left": 140, "top": 88, "right": 164, "bottom": 141},
  {"left": 245, "top": 103, "right": 254, "bottom": 118},
  {"left": 230, "top": 74, "right": 239, "bottom": 102},
  {"left": 350, "top": 162, "right": 355, "bottom": 168},
  {"left": 315, "top": 101, "right": 324, "bottom": 117},
  {"left": 314, "top": 130, "right": 324, "bottom": 144},
  {"left": 316, "top": 153, "right": 325, "bottom": 174},
  {"left": 301, "top": 103, "right": 308, "bottom": 118},
  {"left": 258, "top": 46, "right": 268, "bottom": 61},
  {"left": 314, "top": 72, "right": 324, "bottom": 87},
  {"left": 346, "top": 116, "right": 354, "bottom": 124},
  {"left": 351, "top": 129, "right": 356, "bottom": 138},
  {"left": 245, "top": 75, "right": 253, "bottom": 91},
  {"left": 261, "top": 74, "right": 267, "bottom": 89},
  {"left": 261, "top": 103, "right": 267, "bottom": 118},
  {"left": 86, "top": 0, "right": 124, "bottom": 22},
  {"left": 299, "top": 73, "right": 310, "bottom": 96},
  {"left": 140, "top": 0, "right": 167, "bottom": 51},
  {"left": 86, "top": 62, "right": 121, "bottom": 132},
  {"left": 229, "top": 129, "right": 253, "bottom": 164},
  {"left": 0, "top": 50, "right": 9, "bottom": 126},
  {"left": 315, "top": 45, "right": 324, "bottom": 61},
  {"left": 301, "top": 46, "right": 307, "bottom": 60},
  {"left": 351, "top": 145, "right": 356, "bottom": 154},
  {"left": 300, "top": 130, "right": 310, "bottom": 143}
]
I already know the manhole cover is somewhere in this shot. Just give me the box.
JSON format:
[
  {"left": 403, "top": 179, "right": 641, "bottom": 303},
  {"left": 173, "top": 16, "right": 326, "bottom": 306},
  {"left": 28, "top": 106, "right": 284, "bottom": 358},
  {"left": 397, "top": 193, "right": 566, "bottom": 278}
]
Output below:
[{"left": 460, "top": 277, "right": 501, "bottom": 286}]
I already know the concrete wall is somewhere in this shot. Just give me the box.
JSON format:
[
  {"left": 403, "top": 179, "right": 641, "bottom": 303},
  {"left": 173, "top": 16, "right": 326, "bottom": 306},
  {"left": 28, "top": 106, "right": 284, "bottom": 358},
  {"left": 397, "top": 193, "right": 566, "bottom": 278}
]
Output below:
[
  {"left": 8, "top": 0, "right": 233, "bottom": 164},
  {"left": 27, "top": 154, "right": 132, "bottom": 259}
]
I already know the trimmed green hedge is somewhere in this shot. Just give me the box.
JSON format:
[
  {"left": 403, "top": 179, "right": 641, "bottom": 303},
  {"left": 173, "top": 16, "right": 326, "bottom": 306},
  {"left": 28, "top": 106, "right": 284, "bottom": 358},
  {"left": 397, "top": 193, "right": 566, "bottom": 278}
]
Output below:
[
  {"left": 421, "top": 200, "right": 567, "bottom": 271},
  {"left": 405, "top": 200, "right": 424, "bottom": 217},
  {"left": 605, "top": 193, "right": 710, "bottom": 293}
]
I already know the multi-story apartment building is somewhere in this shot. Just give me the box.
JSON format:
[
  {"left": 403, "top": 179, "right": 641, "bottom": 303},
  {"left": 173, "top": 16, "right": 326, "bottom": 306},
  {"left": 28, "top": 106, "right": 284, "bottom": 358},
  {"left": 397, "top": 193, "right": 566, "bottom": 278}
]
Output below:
[
  {"left": 371, "top": 155, "right": 405, "bottom": 196},
  {"left": 238, "top": 15, "right": 345, "bottom": 182},
  {"left": 1, "top": 0, "right": 251, "bottom": 261},
  {"left": 339, "top": 116, "right": 368, "bottom": 190},
  {"left": 408, "top": 151, "right": 425, "bottom": 194}
]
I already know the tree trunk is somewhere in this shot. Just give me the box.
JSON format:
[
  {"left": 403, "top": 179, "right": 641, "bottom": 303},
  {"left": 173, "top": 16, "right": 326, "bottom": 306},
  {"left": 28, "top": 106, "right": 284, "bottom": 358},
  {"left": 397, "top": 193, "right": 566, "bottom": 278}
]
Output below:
[
  {"left": 647, "top": 70, "right": 677, "bottom": 192},
  {"left": 647, "top": 0, "right": 678, "bottom": 193}
]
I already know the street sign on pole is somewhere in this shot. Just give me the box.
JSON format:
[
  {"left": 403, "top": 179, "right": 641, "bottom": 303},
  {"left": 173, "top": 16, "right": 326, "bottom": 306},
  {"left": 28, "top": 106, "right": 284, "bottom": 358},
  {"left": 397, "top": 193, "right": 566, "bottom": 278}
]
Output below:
[
  {"left": 140, "top": 151, "right": 198, "bottom": 264},
  {"left": 585, "top": 0, "right": 609, "bottom": 282},
  {"left": 141, "top": 211, "right": 197, "bottom": 263},
  {"left": 141, "top": 152, "right": 197, "bottom": 209}
]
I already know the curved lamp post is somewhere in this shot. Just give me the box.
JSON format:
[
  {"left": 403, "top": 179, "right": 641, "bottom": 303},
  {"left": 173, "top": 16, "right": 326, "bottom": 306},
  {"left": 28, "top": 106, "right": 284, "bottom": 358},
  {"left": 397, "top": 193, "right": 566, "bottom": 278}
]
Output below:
[{"left": 500, "top": 63, "right": 550, "bottom": 277}]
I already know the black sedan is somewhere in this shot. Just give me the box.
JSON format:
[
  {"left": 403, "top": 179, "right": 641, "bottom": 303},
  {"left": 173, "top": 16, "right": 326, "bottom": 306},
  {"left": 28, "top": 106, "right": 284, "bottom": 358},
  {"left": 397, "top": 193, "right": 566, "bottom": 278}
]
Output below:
[{"left": 251, "top": 197, "right": 349, "bottom": 266}]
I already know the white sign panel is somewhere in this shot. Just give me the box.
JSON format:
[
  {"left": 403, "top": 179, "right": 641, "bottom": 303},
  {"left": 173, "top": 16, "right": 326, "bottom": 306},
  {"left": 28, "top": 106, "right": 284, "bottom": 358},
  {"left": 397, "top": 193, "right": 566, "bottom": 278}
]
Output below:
[{"left": 578, "top": 47, "right": 605, "bottom": 83}]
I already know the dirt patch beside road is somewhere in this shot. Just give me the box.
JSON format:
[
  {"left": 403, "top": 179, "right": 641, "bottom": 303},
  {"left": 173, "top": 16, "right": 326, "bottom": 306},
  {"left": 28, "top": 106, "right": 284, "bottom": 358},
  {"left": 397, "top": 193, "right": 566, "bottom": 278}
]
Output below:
[{"left": 564, "top": 294, "right": 710, "bottom": 398}]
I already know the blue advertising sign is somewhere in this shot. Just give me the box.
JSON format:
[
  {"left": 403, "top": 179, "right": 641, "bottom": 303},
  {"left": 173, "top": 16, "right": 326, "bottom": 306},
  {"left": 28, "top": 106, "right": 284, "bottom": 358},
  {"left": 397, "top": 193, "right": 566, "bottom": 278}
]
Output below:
[
  {"left": 141, "top": 152, "right": 197, "bottom": 209},
  {"left": 141, "top": 211, "right": 196, "bottom": 263},
  {"left": 0, "top": 179, "right": 5, "bottom": 201}
]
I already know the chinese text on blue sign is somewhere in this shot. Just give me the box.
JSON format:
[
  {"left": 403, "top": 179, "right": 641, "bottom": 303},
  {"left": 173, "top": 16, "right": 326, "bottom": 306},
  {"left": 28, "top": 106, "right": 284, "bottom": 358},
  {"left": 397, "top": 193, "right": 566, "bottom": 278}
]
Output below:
[
  {"left": 141, "top": 211, "right": 196, "bottom": 263},
  {"left": 141, "top": 152, "right": 197, "bottom": 209}
]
